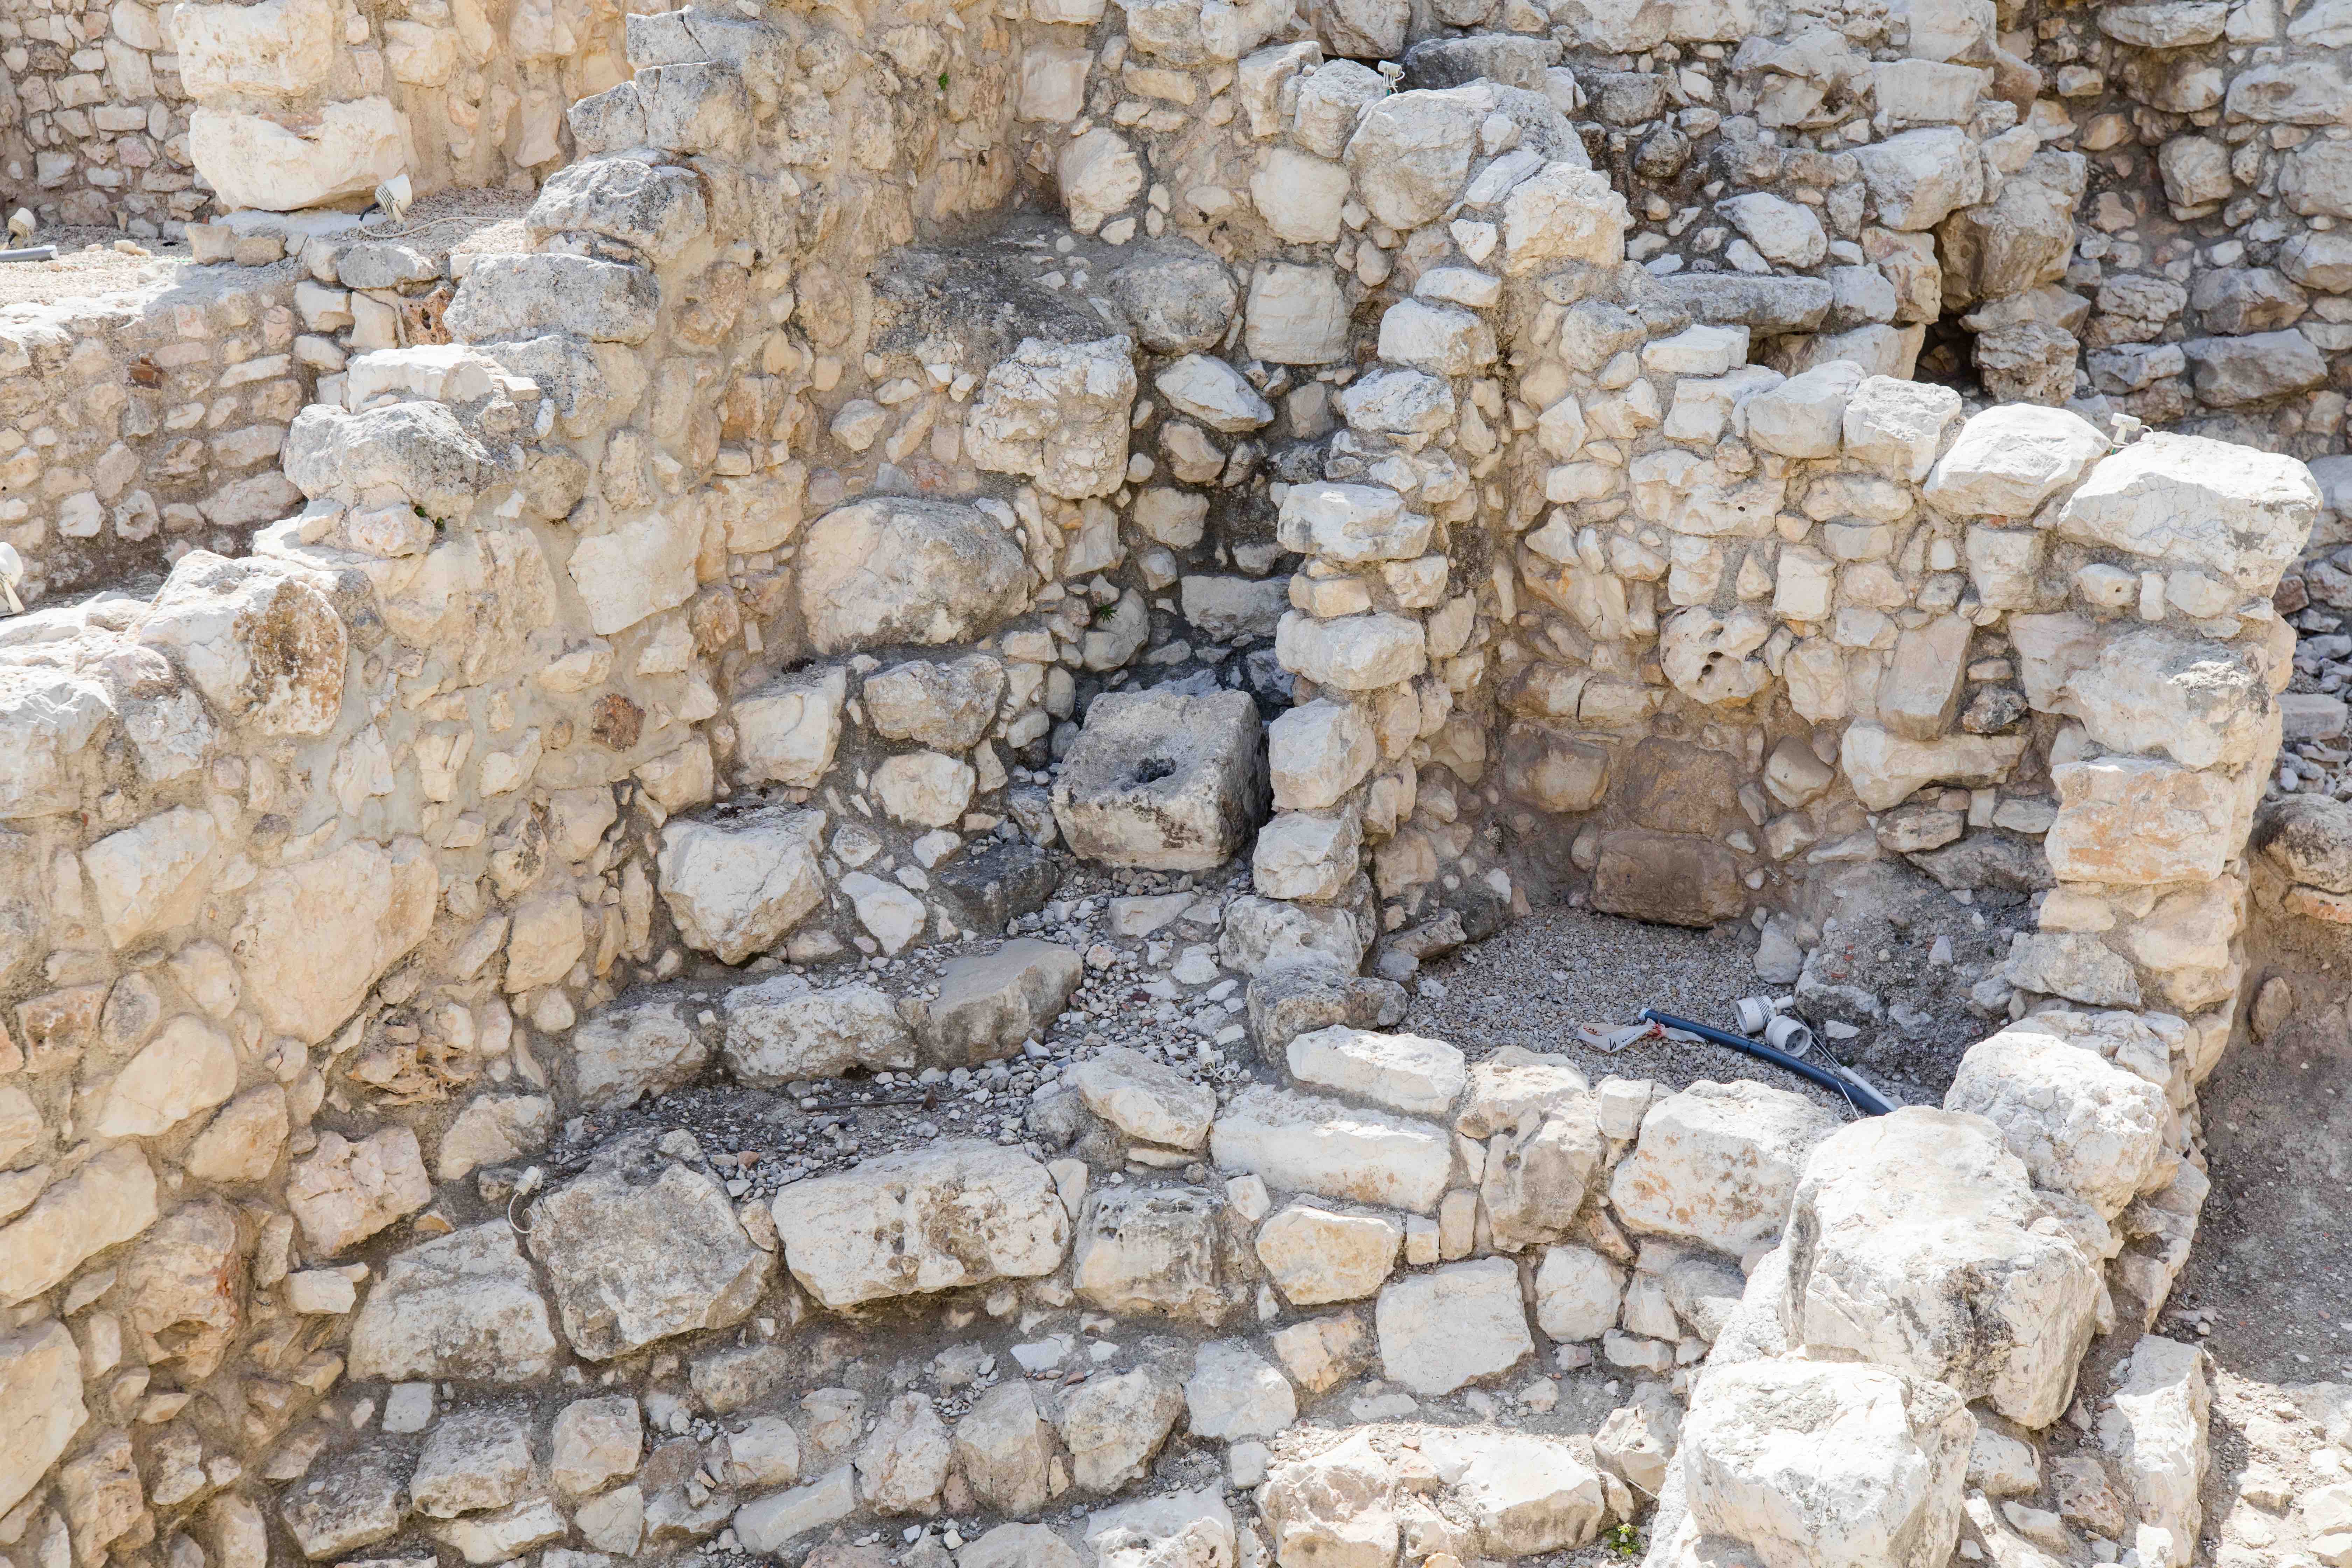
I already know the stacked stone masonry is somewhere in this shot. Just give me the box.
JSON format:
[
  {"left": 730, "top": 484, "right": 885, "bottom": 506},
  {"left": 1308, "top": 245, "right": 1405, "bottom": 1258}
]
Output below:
[{"left": 2, "top": 3, "right": 2350, "bottom": 1568}]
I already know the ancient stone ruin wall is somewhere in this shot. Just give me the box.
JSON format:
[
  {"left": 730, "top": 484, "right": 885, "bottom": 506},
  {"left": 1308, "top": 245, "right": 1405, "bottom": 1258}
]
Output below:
[
  {"left": 0, "top": 0, "right": 632, "bottom": 231},
  {"left": 0, "top": 265, "right": 316, "bottom": 602},
  {"left": 0, "top": 0, "right": 205, "bottom": 235},
  {"left": 0, "top": 2, "right": 2337, "bottom": 1568}
]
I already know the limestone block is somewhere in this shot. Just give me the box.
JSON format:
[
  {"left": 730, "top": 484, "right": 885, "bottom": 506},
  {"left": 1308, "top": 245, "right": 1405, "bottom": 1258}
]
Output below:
[
  {"left": 446, "top": 254, "right": 662, "bottom": 345},
  {"left": 954, "top": 1383, "right": 1053, "bottom": 1517},
  {"left": 966, "top": 337, "right": 1137, "bottom": 498},
  {"left": 1482, "top": 1094, "right": 1608, "bottom": 1250},
  {"left": 797, "top": 496, "right": 1032, "bottom": 653},
  {"left": 527, "top": 157, "right": 709, "bottom": 266},
  {"left": 412, "top": 1407, "right": 532, "bottom": 1518},
  {"left": 570, "top": 992, "right": 709, "bottom": 1110},
  {"left": 1246, "top": 263, "right": 1350, "bottom": 364},
  {"left": 1742, "top": 360, "right": 1862, "bottom": 457},
  {"left": 1374, "top": 1258, "right": 1532, "bottom": 1394},
  {"left": 1420, "top": 1427, "right": 1609, "bottom": 1556},
  {"left": 2045, "top": 756, "right": 2242, "bottom": 885},
  {"left": 81, "top": 807, "right": 218, "bottom": 950},
  {"left": 1277, "top": 611, "right": 1427, "bottom": 691},
  {"left": 1259, "top": 1431, "right": 1398, "bottom": 1568},
  {"left": 1218, "top": 896, "right": 1367, "bottom": 975},
  {"left": 1276, "top": 483, "right": 1430, "bottom": 564},
  {"left": 1841, "top": 374, "right": 1962, "bottom": 481},
  {"left": 1185, "top": 1340, "right": 1297, "bottom": 1439},
  {"left": 1269, "top": 699, "right": 1377, "bottom": 811},
  {"left": 1072, "top": 1045, "right": 1218, "bottom": 1149},
  {"left": 93, "top": 1016, "right": 237, "bottom": 1140},
  {"left": 774, "top": 1143, "right": 1069, "bottom": 1308},
  {"left": 135, "top": 552, "right": 350, "bottom": 736},
  {"left": 1073, "top": 1185, "right": 1255, "bottom": 1326},
  {"left": 288, "top": 1127, "right": 431, "bottom": 1255},
  {"left": 1852, "top": 126, "right": 1982, "bottom": 230},
  {"left": 1838, "top": 723, "right": 2027, "bottom": 811},
  {"left": 1718, "top": 192, "right": 1826, "bottom": 268},
  {"left": 526, "top": 1136, "right": 770, "bottom": 1359},
  {"left": 1053, "top": 689, "right": 1267, "bottom": 870},
  {"left": 1210, "top": 1085, "right": 1451, "bottom": 1213},
  {"left": 1501, "top": 161, "right": 1628, "bottom": 275},
  {"left": 657, "top": 810, "right": 824, "bottom": 964},
  {"left": 1058, "top": 1369, "right": 1185, "bottom": 1492},
  {"left": 722, "top": 976, "right": 912, "bottom": 1085},
  {"left": 923, "top": 939, "right": 1083, "bottom": 1065},
  {"left": 1285, "top": 1026, "right": 1465, "bottom": 1116},
  {"left": 1924, "top": 405, "right": 2109, "bottom": 518},
  {"left": 347, "top": 1223, "right": 560, "bottom": 1382},
  {"left": 1946, "top": 1024, "right": 2171, "bottom": 1223},
  {"left": 190, "top": 98, "right": 406, "bottom": 212},
  {"left": 1608, "top": 1079, "right": 1839, "bottom": 1254},
  {"left": 436, "top": 1095, "right": 554, "bottom": 1184},
  {"left": 1675, "top": 1356, "right": 1973, "bottom": 1568},
  {"left": 1253, "top": 811, "right": 1362, "bottom": 902},
  {"left": 0, "top": 1321, "right": 83, "bottom": 1518},
  {"left": 175, "top": 0, "right": 338, "bottom": 96},
  {"left": 1255, "top": 1203, "right": 1401, "bottom": 1305},
  {"left": 2063, "top": 629, "right": 2273, "bottom": 770},
  {"left": 2095, "top": 1336, "right": 2210, "bottom": 1568},
  {"left": 1532, "top": 1244, "right": 1624, "bottom": 1342},
  {"left": 1783, "top": 1107, "right": 2102, "bottom": 1426},
  {"left": 2054, "top": 430, "right": 2319, "bottom": 594},
  {"left": 733, "top": 666, "right": 847, "bottom": 788}
]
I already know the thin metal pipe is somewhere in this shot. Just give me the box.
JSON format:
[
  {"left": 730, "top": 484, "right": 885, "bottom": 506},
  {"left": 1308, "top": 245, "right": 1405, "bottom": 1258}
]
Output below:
[{"left": 0, "top": 246, "right": 56, "bottom": 263}]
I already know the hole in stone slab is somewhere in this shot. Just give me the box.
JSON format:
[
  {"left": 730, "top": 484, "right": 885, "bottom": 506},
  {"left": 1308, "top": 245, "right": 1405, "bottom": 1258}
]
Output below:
[{"left": 1128, "top": 757, "right": 1176, "bottom": 786}]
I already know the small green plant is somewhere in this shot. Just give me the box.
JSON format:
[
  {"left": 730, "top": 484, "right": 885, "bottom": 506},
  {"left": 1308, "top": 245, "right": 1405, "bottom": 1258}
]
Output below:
[
  {"left": 1606, "top": 1524, "right": 1642, "bottom": 1560},
  {"left": 937, "top": 70, "right": 949, "bottom": 90}
]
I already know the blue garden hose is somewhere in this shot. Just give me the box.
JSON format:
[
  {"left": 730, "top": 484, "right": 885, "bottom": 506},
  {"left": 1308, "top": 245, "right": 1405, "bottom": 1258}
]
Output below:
[{"left": 1636, "top": 1008, "right": 1896, "bottom": 1117}]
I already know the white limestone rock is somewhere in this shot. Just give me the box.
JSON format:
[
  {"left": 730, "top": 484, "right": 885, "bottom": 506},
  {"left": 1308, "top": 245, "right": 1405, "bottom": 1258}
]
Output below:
[
  {"left": 1269, "top": 699, "right": 1378, "bottom": 813},
  {"left": 923, "top": 939, "right": 1083, "bottom": 1066},
  {"left": 1210, "top": 1085, "right": 1451, "bottom": 1213},
  {"left": 657, "top": 810, "right": 825, "bottom": 964},
  {"left": 1284, "top": 1026, "right": 1465, "bottom": 1116},
  {"left": 2062, "top": 629, "right": 2274, "bottom": 771},
  {"left": 411, "top": 1407, "right": 533, "bottom": 1519},
  {"left": 1053, "top": 689, "right": 1268, "bottom": 871},
  {"left": 796, "top": 496, "right": 1033, "bottom": 654},
  {"left": 1073, "top": 1184, "right": 1256, "bottom": 1326},
  {"left": 2054, "top": 430, "right": 2319, "bottom": 594},
  {"left": 1944, "top": 1024, "right": 2172, "bottom": 1224},
  {"left": 569, "top": 992, "right": 709, "bottom": 1111},
  {"left": 1070, "top": 1045, "right": 1218, "bottom": 1149},
  {"left": 721, "top": 976, "right": 915, "bottom": 1085},
  {"left": 190, "top": 97, "right": 407, "bottom": 211},
  {"left": 1058, "top": 1368, "right": 1186, "bottom": 1492},
  {"left": 966, "top": 336, "right": 1138, "bottom": 498},
  {"left": 1275, "top": 483, "right": 1432, "bottom": 565},
  {"left": 773, "top": 1143, "right": 1069, "bottom": 1308},
  {"left": 552, "top": 1397, "right": 643, "bottom": 1496},
  {"left": 1924, "top": 405, "right": 2110, "bottom": 519},
  {"left": 1607, "top": 1079, "right": 1840, "bottom": 1255},
  {"left": 0, "top": 1321, "right": 84, "bottom": 1518},
  {"left": 1374, "top": 1258, "right": 1533, "bottom": 1395},
  {"left": 1533, "top": 1244, "right": 1625, "bottom": 1342},
  {"left": 1782, "top": 1107, "right": 2102, "bottom": 1427},
  {"left": 2096, "top": 1335, "right": 2210, "bottom": 1568},
  {"left": 1673, "top": 1355, "right": 1974, "bottom": 1568},
  {"left": 733, "top": 666, "right": 848, "bottom": 788},
  {"left": 435, "top": 1095, "right": 554, "bottom": 1183},
  {"left": 1254, "top": 1203, "right": 1402, "bottom": 1306},
  {"left": 348, "top": 1223, "right": 560, "bottom": 1383},
  {"left": 288, "top": 1127, "right": 431, "bottom": 1256},
  {"left": 525, "top": 1133, "right": 772, "bottom": 1360},
  {"left": 1185, "top": 1340, "right": 1297, "bottom": 1440},
  {"left": 1156, "top": 355, "right": 1275, "bottom": 433},
  {"left": 231, "top": 837, "right": 435, "bottom": 1044}
]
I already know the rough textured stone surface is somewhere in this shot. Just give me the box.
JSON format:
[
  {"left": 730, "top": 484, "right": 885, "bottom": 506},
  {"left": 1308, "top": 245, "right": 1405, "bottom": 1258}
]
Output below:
[{"left": 774, "top": 1144, "right": 1069, "bottom": 1308}]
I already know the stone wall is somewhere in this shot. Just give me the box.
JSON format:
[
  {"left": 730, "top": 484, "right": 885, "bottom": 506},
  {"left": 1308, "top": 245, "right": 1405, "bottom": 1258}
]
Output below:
[
  {"left": 0, "top": 2, "right": 2329, "bottom": 1568},
  {"left": 0, "top": 0, "right": 205, "bottom": 236},
  {"left": 0, "top": 262, "right": 312, "bottom": 602}
]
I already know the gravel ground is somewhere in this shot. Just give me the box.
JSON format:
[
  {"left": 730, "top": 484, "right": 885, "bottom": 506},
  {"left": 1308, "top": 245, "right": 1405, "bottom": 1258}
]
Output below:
[
  {"left": 0, "top": 228, "right": 188, "bottom": 307},
  {"left": 1399, "top": 904, "right": 1861, "bottom": 1115}
]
